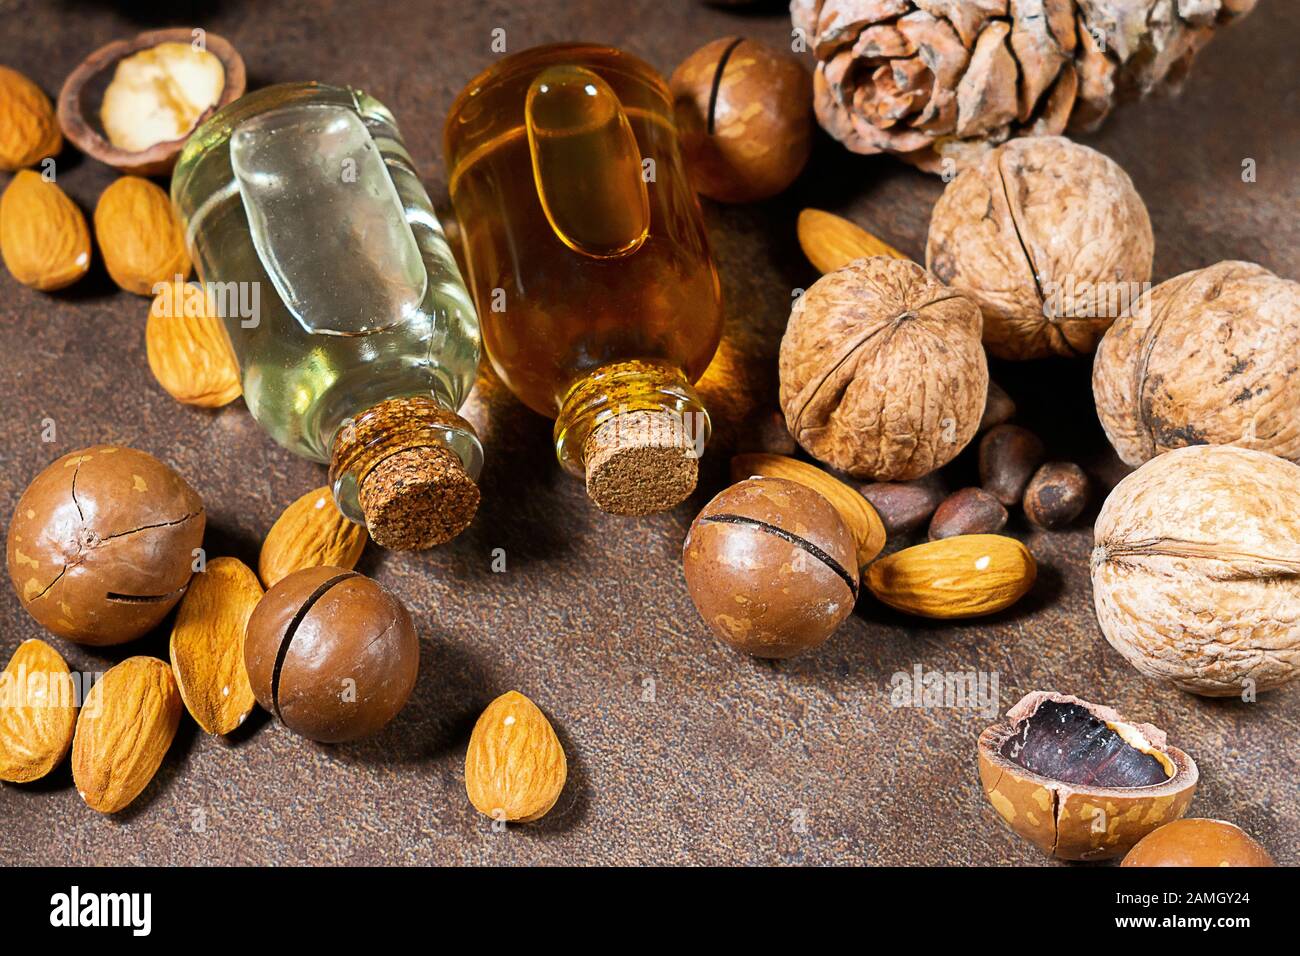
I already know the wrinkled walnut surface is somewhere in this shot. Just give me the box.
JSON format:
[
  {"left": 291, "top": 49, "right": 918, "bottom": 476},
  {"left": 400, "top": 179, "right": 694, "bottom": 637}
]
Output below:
[
  {"left": 1094, "top": 260, "right": 1300, "bottom": 466},
  {"left": 1091, "top": 445, "right": 1300, "bottom": 696},
  {"left": 779, "top": 256, "right": 987, "bottom": 480},
  {"left": 927, "top": 136, "right": 1153, "bottom": 360}
]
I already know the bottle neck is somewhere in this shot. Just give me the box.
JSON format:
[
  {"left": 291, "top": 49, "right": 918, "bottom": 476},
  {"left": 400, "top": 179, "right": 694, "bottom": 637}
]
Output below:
[
  {"left": 553, "top": 359, "right": 710, "bottom": 477},
  {"left": 329, "top": 396, "right": 483, "bottom": 527}
]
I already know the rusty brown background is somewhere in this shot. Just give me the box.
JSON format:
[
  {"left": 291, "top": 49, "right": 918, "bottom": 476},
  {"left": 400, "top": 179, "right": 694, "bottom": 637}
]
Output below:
[{"left": 2, "top": 0, "right": 1297, "bottom": 866}]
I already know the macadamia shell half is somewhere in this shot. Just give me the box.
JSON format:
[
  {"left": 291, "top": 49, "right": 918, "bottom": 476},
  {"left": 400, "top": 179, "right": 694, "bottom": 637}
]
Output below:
[{"left": 978, "top": 692, "right": 1197, "bottom": 861}]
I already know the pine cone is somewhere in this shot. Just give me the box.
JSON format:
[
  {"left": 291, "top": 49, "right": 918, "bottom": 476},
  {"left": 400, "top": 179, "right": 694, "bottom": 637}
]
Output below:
[{"left": 792, "top": 0, "right": 1256, "bottom": 172}]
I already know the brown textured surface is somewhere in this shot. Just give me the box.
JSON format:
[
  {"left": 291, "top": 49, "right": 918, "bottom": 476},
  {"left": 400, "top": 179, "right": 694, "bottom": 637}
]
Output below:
[
  {"left": 585, "top": 410, "right": 699, "bottom": 515},
  {"left": 926, "top": 137, "right": 1154, "bottom": 360},
  {"left": 360, "top": 446, "right": 479, "bottom": 551},
  {"left": 1091, "top": 445, "right": 1300, "bottom": 697},
  {"left": 0, "top": 0, "right": 1296, "bottom": 865}
]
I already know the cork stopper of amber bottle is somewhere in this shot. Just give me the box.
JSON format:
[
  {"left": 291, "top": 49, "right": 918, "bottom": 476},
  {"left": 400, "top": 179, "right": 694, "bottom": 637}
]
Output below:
[
  {"left": 330, "top": 398, "right": 481, "bottom": 551},
  {"left": 584, "top": 409, "right": 699, "bottom": 516}
]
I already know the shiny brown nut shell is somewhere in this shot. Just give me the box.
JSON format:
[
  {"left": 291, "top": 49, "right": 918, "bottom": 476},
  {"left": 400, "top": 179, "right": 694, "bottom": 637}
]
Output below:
[
  {"left": 56, "top": 28, "right": 245, "bottom": 176},
  {"left": 928, "top": 487, "right": 1007, "bottom": 541},
  {"left": 979, "top": 380, "right": 1016, "bottom": 433},
  {"left": 979, "top": 424, "right": 1045, "bottom": 507},
  {"left": 1094, "top": 261, "right": 1300, "bottom": 467},
  {"left": 243, "top": 566, "right": 419, "bottom": 743},
  {"left": 779, "top": 256, "right": 988, "bottom": 480},
  {"left": 1121, "top": 818, "right": 1274, "bottom": 868},
  {"left": 682, "top": 477, "right": 858, "bottom": 659},
  {"left": 1023, "top": 461, "right": 1088, "bottom": 530},
  {"left": 856, "top": 475, "right": 946, "bottom": 537},
  {"left": 671, "top": 37, "right": 812, "bottom": 203},
  {"left": 6, "top": 445, "right": 204, "bottom": 645},
  {"left": 729, "top": 454, "right": 886, "bottom": 571},
  {"left": 978, "top": 691, "right": 1197, "bottom": 861}
]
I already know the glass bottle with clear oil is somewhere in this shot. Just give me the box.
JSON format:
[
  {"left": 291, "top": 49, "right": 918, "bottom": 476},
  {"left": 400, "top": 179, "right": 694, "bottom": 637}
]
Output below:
[
  {"left": 444, "top": 44, "right": 723, "bottom": 515},
  {"left": 172, "top": 82, "right": 483, "bottom": 550}
]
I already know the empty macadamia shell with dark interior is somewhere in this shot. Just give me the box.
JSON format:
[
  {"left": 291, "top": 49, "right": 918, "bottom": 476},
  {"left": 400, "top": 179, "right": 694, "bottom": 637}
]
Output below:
[
  {"left": 978, "top": 691, "right": 1197, "bottom": 861},
  {"left": 57, "top": 28, "right": 245, "bottom": 176}
]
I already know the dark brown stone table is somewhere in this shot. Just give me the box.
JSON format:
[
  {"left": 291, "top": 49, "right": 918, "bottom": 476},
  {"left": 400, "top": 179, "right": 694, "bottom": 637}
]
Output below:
[{"left": 2, "top": 0, "right": 1296, "bottom": 866}]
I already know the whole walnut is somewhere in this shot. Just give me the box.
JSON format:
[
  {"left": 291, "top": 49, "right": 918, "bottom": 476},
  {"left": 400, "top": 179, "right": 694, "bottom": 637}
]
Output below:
[
  {"left": 1094, "top": 261, "right": 1300, "bottom": 467},
  {"left": 926, "top": 137, "right": 1153, "bottom": 360},
  {"left": 1091, "top": 445, "right": 1300, "bottom": 697},
  {"left": 779, "top": 256, "right": 988, "bottom": 480}
]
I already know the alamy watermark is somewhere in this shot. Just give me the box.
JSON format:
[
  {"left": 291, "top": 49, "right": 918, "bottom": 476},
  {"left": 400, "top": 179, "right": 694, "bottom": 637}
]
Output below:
[
  {"left": 0, "top": 656, "right": 102, "bottom": 718},
  {"left": 890, "top": 665, "right": 999, "bottom": 719},
  {"left": 599, "top": 405, "right": 708, "bottom": 461},
  {"left": 151, "top": 276, "right": 261, "bottom": 328}
]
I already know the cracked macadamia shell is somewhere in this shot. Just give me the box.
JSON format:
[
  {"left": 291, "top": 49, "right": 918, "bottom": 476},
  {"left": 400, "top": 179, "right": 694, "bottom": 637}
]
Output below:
[
  {"left": 978, "top": 692, "right": 1197, "bottom": 861},
  {"left": 779, "top": 256, "right": 988, "bottom": 480},
  {"left": 926, "top": 137, "right": 1153, "bottom": 360},
  {"left": 6, "top": 445, "right": 204, "bottom": 645},
  {"left": 1094, "top": 261, "right": 1300, "bottom": 467},
  {"left": 1091, "top": 445, "right": 1300, "bottom": 696}
]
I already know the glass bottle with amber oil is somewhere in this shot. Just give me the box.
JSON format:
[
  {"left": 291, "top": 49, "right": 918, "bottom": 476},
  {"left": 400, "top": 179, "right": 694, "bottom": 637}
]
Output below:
[
  {"left": 445, "top": 45, "right": 723, "bottom": 515},
  {"left": 172, "top": 83, "right": 482, "bottom": 550}
]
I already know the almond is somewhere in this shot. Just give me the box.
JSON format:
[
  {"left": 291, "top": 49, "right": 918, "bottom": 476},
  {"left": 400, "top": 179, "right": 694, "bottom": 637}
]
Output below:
[
  {"left": 0, "top": 170, "right": 90, "bottom": 290},
  {"left": 797, "top": 208, "right": 906, "bottom": 274},
  {"left": 259, "top": 487, "right": 369, "bottom": 588},
  {"left": 0, "top": 66, "right": 61, "bottom": 171},
  {"left": 866, "top": 533, "right": 1036, "bottom": 619},
  {"left": 93, "top": 175, "right": 190, "bottom": 295},
  {"left": 465, "top": 690, "right": 567, "bottom": 823},
  {"left": 731, "top": 453, "right": 886, "bottom": 569},
  {"left": 71, "top": 656, "right": 181, "bottom": 813},
  {"left": 169, "top": 556, "right": 261, "bottom": 735},
  {"left": 0, "top": 638, "right": 77, "bottom": 783},
  {"left": 146, "top": 279, "right": 241, "bottom": 407}
]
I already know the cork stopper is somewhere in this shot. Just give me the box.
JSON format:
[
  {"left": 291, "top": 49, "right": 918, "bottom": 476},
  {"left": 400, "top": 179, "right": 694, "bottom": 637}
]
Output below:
[
  {"left": 331, "top": 397, "right": 482, "bottom": 551},
  {"left": 584, "top": 409, "right": 699, "bottom": 515},
  {"left": 359, "top": 445, "right": 480, "bottom": 551}
]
